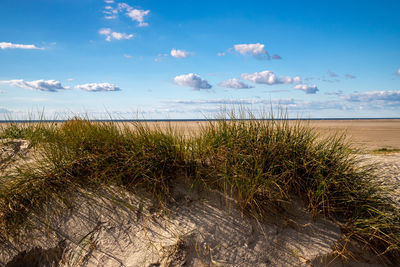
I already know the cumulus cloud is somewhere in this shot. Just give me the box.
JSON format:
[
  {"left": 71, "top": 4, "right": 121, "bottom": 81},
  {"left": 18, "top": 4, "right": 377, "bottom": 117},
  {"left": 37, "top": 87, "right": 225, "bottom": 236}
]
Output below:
[
  {"left": 218, "top": 78, "right": 254, "bottom": 89},
  {"left": 117, "top": 3, "right": 150, "bottom": 26},
  {"left": 0, "top": 42, "right": 43, "bottom": 50},
  {"left": 111, "top": 32, "right": 134, "bottom": 40},
  {"left": 75, "top": 83, "right": 120, "bottom": 92},
  {"left": 99, "top": 28, "right": 134, "bottom": 41},
  {"left": 345, "top": 74, "right": 356, "bottom": 79},
  {"left": 173, "top": 73, "right": 212, "bottom": 90},
  {"left": 0, "top": 79, "right": 69, "bottom": 92},
  {"left": 343, "top": 91, "right": 400, "bottom": 102},
  {"left": 397, "top": 69, "right": 400, "bottom": 76},
  {"left": 233, "top": 43, "right": 269, "bottom": 59},
  {"left": 104, "top": 0, "right": 114, "bottom": 3},
  {"left": 293, "top": 84, "right": 319, "bottom": 94},
  {"left": 241, "top": 70, "right": 301, "bottom": 85},
  {"left": 217, "top": 52, "right": 226, "bottom": 56},
  {"left": 126, "top": 9, "right": 150, "bottom": 27},
  {"left": 170, "top": 49, "right": 191, "bottom": 58},
  {"left": 103, "top": 2, "right": 150, "bottom": 26}
]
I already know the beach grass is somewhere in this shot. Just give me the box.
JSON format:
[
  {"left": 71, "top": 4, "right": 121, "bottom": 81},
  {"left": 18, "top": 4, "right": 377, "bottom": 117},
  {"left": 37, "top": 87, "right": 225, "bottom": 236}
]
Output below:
[{"left": 0, "top": 111, "right": 399, "bottom": 263}]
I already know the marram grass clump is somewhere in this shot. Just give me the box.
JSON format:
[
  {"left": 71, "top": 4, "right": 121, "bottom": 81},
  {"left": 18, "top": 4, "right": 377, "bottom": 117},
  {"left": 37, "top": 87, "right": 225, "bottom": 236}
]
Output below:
[
  {"left": 191, "top": 113, "right": 400, "bottom": 262},
  {"left": 0, "top": 111, "right": 399, "bottom": 263},
  {"left": 0, "top": 119, "right": 187, "bottom": 233}
]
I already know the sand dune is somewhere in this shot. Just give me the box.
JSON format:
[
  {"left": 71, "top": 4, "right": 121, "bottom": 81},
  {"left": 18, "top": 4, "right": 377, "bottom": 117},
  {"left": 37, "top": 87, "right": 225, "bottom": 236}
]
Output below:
[{"left": 1, "top": 137, "right": 398, "bottom": 266}]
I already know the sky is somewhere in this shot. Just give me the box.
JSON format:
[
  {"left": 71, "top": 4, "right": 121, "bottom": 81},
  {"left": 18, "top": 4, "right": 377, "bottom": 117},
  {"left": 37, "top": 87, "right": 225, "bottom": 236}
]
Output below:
[{"left": 0, "top": 0, "right": 400, "bottom": 119}]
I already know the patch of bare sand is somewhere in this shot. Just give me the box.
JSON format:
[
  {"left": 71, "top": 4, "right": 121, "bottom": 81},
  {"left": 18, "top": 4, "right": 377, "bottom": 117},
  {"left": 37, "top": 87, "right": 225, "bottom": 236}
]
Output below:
[{"left": 1, "top": 186, "right": 345, "bottom": 267}]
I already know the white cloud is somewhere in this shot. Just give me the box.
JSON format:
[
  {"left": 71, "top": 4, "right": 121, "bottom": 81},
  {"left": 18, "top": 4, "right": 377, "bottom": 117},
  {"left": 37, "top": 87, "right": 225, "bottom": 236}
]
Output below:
[
  {"left": 343, "top": 91, "right": 400, "bottom": 102},
  {"left": 0, "top": 79, "right": 69, "bottom": 92},
  {"left": 233, "top": 43, "right": 268, "bottom": 58},
  {"left": 126, "top": 9, "right": 150, "bottom": 27},
  {"left": 0, "top": 42, "right": 43, "bottom": 50},
  {"left": 217, "top": 52, "right": 226, "bottom": 56},
  {"left": 99, "top": 28, "right": 134, "bottom": 41},
  {"left": 123, "top": 54, "right": 132, "bottom": 58},
  {"left": 241, "top": 71, "right": 279, "bottom": 85},
  {"left": 111, "top": 31, "right": 134, "bottom": 40},
  {"left": 170, "top": 49, "right": 191, "bottom": 58},
  {"left": 218, "top": 78, "right": 253, "bottom": 89},
  {"left": 103, "top": 5, "right": 118, "bottom": 19},
  {"left": 67, "top": 78, "right": 74, "bottom": 82},
  {"left": 75, "top": 83, "right": 120, "bottom": 92},
  {"left": 173, "top": 73, "right": 212, "bottom": 90},
  {"left": 103, "top": 3, "right": 150, "bottom": 25},
  {"left": 104, "top": 0, "right": 114, "bottom": 3},
  {"left": 117, "top": 3, "right": 150, "bottom": 27},
  {"left": 397, "top": 69, "right": 400, "bottom": 76},
  {"left": 293, "top": 76, "right": 302, "bottom": 83},
  {"left": 293, "top": 84, "right": 319, "bottom": 94},
  {"left": 241, "top": 70, "right": 301, "bottom": 85},
  {"left": 99, "top": 28, "right": 111, "bottom": 35}
]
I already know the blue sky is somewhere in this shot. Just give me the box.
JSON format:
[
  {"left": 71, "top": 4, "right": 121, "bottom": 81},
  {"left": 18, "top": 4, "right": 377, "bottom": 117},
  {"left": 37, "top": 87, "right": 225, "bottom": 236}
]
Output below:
[{"left": 1, "top": 0, "right": 399, "bottom": 119}]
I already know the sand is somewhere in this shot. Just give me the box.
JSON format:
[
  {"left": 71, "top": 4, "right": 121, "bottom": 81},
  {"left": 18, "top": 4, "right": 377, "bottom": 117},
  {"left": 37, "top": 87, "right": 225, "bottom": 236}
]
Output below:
[{"left": 309, "top": 119, "right": 400, "bottom": 151}]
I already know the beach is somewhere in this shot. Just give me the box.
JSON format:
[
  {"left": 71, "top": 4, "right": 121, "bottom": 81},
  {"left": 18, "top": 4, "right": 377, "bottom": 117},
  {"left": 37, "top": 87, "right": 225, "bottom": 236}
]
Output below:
[{"left": 122, "top": 119, "right": 400, "bottom": 151}]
